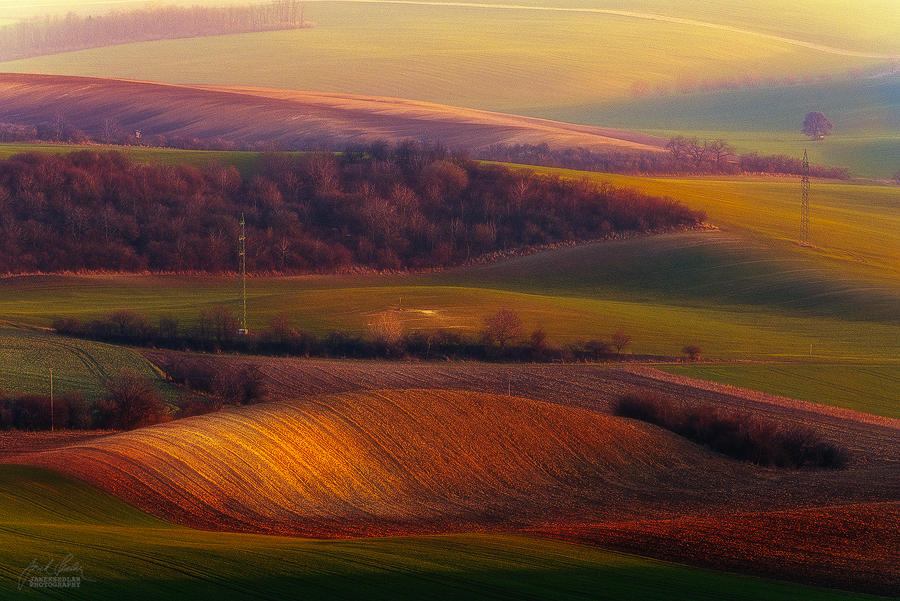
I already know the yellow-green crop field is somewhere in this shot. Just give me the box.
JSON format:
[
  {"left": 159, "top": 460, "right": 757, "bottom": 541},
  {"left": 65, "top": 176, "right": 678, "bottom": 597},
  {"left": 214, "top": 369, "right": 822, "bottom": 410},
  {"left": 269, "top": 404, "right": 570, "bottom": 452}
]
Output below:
[{"left": 0, "top": 1, "right": 886, "bottom": 114}]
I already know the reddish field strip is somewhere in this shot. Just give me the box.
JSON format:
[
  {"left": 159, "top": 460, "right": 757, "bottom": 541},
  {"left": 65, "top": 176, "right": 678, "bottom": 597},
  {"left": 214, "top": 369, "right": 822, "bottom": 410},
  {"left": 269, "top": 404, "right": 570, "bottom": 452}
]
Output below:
[
  {"left": 0, "top": 430, "right": 115, "bottom": 456},
  {"left": 142, "top": 352, "right": 900, "bottom": 465},
  {"left": 0, "top": 73, "right": 664, "bottom": 152},
  {"left": 534, "top": 502, "right": 900, "bottom": 596}
]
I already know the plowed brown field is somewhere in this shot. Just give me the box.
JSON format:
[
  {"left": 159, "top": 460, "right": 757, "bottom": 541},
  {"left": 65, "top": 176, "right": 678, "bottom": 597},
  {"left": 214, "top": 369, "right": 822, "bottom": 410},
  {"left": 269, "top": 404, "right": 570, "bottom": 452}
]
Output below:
[{"left": 0, "top": 73, "right": 664, "bottom": 152}]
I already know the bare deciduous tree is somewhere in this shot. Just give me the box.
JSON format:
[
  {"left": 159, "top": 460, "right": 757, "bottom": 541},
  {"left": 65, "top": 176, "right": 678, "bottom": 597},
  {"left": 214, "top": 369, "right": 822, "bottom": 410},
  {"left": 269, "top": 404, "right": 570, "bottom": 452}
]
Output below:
[
  {"left": 368, "top": 311, "right": 404, "bottom": 346},
  {"left": 611, "top": 328, "right": 632, "bottom": 355},
  {"left": 483, "top": 309, "right": 522, "bottom": 348}
]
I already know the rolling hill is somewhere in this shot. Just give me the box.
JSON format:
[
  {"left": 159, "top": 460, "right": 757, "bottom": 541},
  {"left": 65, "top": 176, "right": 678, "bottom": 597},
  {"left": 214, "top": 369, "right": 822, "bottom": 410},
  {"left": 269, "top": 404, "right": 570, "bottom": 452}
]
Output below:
[
  {"left": 24, "top": 389, "right": 748, "bottom": 535},
  {"left": 13, "top": 385, "right": 899, "bottom": 592},
  {"left": 545, "top": 75, "right": 900, "bottom": 178},
  {"left": 0, "top": 73, "right": 663, "bottom": 152}
]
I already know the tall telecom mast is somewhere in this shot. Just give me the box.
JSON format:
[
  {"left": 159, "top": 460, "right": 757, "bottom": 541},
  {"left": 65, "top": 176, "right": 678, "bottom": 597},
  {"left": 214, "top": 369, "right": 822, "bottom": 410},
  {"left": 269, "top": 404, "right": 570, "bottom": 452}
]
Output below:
[
  {"left": 239, "top": 213, "right": 248, "bottom": 334},
  {"left": 800, "top": 149, "right": 810, "bottom": 246}
]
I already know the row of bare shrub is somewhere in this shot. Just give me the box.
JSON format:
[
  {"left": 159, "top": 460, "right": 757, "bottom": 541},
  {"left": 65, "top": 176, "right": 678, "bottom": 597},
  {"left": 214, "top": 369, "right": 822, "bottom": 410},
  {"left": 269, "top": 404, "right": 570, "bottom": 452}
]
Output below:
[
  {"left": 615, "top": 392, "right": 847, "bottom": 469},
  {"left": 160, "top": 358, "right": 267, "bottom": 408},
  {"left": 53, "top": 308, "right": 649, "bottom": 363},
  {"left": 0, "top": 372, "right": 166, "bottom": 431}
]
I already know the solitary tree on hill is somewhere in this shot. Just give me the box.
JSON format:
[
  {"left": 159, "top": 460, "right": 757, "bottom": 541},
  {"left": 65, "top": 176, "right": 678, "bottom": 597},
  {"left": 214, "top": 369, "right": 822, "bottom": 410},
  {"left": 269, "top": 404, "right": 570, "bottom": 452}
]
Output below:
[
  {"left": 802, "top": 112, "right": 833, "bottom": 140},
  {"left": 611, "top": 329, "right": 632, "bottom": 356}
]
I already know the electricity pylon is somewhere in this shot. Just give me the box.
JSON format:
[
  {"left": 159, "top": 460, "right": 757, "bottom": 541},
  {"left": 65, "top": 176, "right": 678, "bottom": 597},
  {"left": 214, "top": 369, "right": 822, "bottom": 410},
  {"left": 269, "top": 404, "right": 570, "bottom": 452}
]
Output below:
[
  {"left": 238, "top": 213, "right": 248, "bottom": 334},
  {"left": 800, "top": 149, "right": 810, "bottom": 246}
]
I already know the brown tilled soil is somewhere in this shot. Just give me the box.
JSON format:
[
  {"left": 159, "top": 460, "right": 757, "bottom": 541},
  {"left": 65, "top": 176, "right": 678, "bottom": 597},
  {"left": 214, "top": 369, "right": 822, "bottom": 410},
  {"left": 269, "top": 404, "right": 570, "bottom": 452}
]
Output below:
[
  {"left": 0, "top": 73, "right": 665, "bottom": 152},
  {"left": 0, "top": 430, "right": 115, "bottom": 456}
]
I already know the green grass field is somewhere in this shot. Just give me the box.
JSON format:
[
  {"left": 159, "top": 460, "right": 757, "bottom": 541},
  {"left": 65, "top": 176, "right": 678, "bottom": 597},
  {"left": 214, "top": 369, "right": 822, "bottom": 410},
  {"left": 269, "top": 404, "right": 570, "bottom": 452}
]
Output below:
[
  {"left": 660, "top": 363, "right": 900, "bottom": 419},
  {"left": 0, "top": 143, "right": 267, "bottom": 172},
  {"left": 0, "top": 327, "right": 174, "bottom": 400},
  {"left": 0, "top": 1, "right": 883, "bottom": 114},
  {"left": 0, "top": 464, "right": 883, "bottom": 600}
]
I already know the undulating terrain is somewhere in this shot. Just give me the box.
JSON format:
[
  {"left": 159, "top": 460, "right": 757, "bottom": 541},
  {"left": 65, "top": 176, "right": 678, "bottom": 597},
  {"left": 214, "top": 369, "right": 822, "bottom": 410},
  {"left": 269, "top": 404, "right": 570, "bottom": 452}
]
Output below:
[{"left": 1, "top": 0, "right": 898, "bottom": 598}]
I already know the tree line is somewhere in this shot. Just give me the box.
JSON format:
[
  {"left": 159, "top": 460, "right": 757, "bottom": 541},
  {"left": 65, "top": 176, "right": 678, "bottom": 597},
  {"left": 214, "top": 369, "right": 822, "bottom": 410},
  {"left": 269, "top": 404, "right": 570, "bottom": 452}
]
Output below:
[
  {"left": 0, "top": 119, "right": 851, "bottom": 179},
  {"left": 485, "top": 141, "right": 851, "bottom": 179},
  {"left": 0, "top": 1, "right": 310, "bottom": 62},
  {"left": 0, "top": 147, "right": 703, "bottom": 274}
]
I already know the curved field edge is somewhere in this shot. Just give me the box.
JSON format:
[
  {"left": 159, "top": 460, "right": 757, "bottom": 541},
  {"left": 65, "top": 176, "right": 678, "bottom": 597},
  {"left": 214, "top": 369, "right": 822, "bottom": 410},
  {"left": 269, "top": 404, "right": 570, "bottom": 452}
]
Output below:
[
  {"left": 0, "top": 73, "right": 664, "bottom": 152},
  {"left": 0, "top": 469, "right": 879, "bottom": 601}
]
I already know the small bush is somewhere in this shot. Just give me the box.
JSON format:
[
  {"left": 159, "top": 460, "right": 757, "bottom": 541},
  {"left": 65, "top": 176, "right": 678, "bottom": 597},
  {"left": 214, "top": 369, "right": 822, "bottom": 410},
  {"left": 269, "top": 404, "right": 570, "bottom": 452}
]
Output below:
[
  {"left": 615, "top": 392, "right": 847, "bottom": 469},
  {"left": 160, "top": 359, "right": 266, "bottom": 405},
  {"left": 682, "top": 344, "right": 702, "bottom": 361},
  {"left": 100, "top": 371, "right": 168, "bottom": 430}
]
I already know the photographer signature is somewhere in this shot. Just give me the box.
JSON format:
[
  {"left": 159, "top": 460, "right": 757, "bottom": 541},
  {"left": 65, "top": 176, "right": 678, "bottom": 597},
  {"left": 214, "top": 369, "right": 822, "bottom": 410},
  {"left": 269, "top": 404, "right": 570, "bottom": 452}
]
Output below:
[{"left": 18, "top": 554, "right": 84, "bottom": 590}]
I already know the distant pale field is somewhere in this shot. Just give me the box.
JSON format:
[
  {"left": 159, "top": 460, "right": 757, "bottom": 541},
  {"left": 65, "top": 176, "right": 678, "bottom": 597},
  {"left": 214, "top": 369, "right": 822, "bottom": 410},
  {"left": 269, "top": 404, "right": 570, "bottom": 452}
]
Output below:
[
  {"left": 0, "top": 2, "right": 881, "bottom": 114},
  {"left": 545, "top": 76, "right": 900, "bottom": 178},
  {"left": 415, "top": 0, "right": 900, "bottom": 52},
  {"left": 1, "top": 2, "right": 895, "bottom": 176}
]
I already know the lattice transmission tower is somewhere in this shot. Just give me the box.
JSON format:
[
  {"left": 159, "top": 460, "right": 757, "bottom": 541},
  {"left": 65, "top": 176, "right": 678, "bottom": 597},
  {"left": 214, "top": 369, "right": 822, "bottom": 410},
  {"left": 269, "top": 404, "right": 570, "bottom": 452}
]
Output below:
[
  {"left": 800, "top": 149, "right": 810, "bottom": 246},
  {"left": 238, "top": 213, "right": 248, "bottom": 334}
]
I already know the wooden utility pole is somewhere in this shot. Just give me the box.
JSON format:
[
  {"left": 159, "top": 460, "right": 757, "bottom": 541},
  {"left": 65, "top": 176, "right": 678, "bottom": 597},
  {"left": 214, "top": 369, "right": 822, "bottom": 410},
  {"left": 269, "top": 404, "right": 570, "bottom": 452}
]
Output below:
[{"left": 49, "top": 367, "right": 54, "bottom": 433}]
